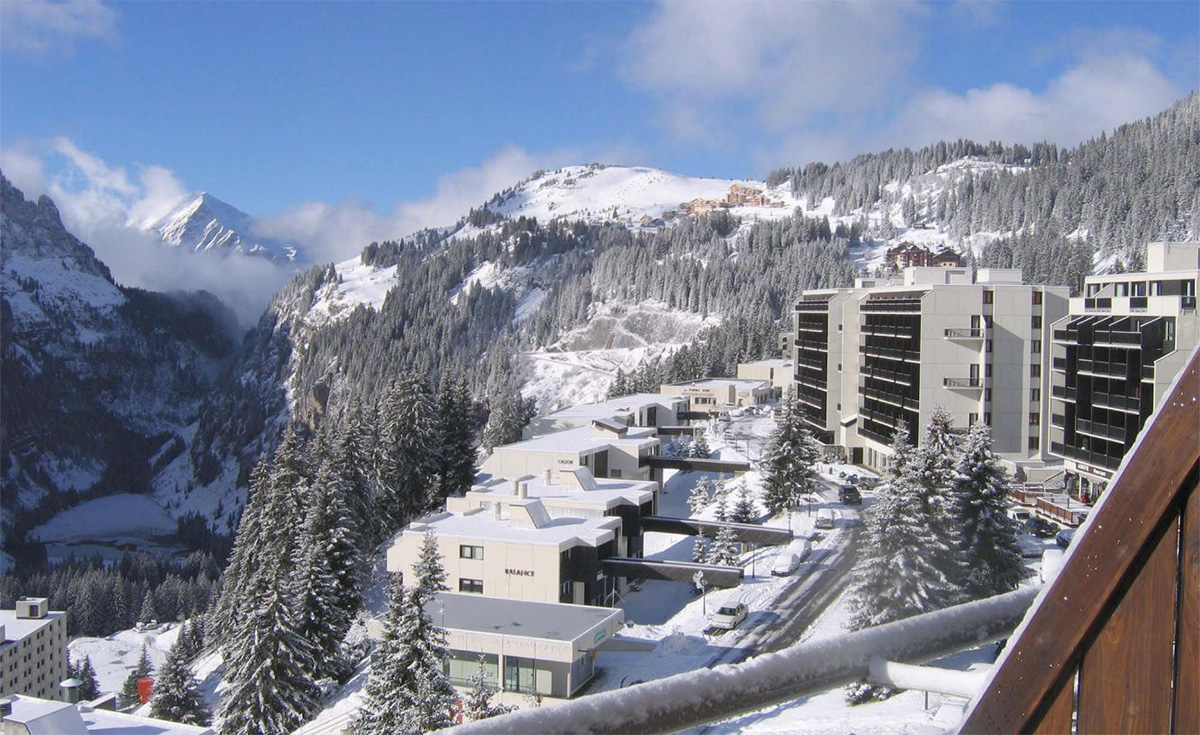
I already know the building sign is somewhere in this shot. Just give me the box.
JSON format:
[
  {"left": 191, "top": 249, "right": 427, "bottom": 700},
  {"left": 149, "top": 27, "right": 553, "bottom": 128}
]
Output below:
[
  {"left": 505, "top": 568, "right": 535, "bottom": 577},
  {"left": 593, "top": 630, "right": 606, "bottom": 644},
  {"left": 557, "top": 459, "right": 576, "bottom": 465}
]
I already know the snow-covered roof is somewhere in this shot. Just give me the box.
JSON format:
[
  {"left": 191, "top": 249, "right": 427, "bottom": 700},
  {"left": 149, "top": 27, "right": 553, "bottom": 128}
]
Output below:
[
  {"left": 470, "top": 471, "right": 656, "bottom": 511},
  {"left": 493, "top": 424, "right": 659, "bottom": 455},
  {"left": 404, "top": 505, "right": 620, "bottom": 548},
  {"left": 665, "top": 378, "right": 771, "bottom": 391},
  {"left": 741, "top": 359, "right": 791, "bottom": 367},
  {"left": 0, "top": 609, "right": 64, "bottom": 644},
  {"left": 543, "top": 393, "right": 685, "bottom": 420},
  {"left": 2, "top": 695, "right": 212, "bottom": 735},
  {"left": 430, "top": 592, "right": 621, "bottom": 643}
]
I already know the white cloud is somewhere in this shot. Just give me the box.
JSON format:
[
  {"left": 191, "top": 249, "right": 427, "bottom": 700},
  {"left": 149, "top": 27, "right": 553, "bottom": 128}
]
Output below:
[
  {"left": 254, "top": 144, "right": 575, "bottom": 264},
  {"left": 896, "top": 52, "right": 1183, "bottom": 148},
  {"left": 0, "top": 145, "right": 48, "bottom": 198},
  {"left": 624, "top": 0, "right": 923, "bottom": 139},
  {"left": 0, "top": 0, "right": 117, "bottom": 57}
]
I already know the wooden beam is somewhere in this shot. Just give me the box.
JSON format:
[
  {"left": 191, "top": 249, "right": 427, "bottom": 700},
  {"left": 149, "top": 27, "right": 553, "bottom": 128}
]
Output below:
[
  {"left": 961, "top": 349, "right": 1200, "bottom": 734},
  {"left": 1175, "top": 480, "right": 1200, "bottom": 735}
]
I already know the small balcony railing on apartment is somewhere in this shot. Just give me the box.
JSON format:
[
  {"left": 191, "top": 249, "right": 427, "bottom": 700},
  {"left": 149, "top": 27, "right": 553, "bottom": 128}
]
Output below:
[
  {"left": 943, "top": 377, "right": 984, "bottom": 389},
  {"left": 944, "top": 327, "right": 984, "bottom": 339}
]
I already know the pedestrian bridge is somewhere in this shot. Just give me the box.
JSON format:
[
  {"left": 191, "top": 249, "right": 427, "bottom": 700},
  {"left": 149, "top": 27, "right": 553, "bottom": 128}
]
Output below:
[
  {"left": 640, "top": 516, "right": 793, "bottom": 546},
  {"left": 601, "top": 557, "right": 743, "bottom": 588}
]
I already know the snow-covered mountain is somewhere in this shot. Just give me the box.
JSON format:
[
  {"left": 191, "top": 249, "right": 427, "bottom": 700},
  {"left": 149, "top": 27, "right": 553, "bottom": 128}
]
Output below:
[
  {"left": 1, "top": 173, "right": 241, "bottom": 530},
  {"left": 135, "top": 191, "right": 297, "bottom": 262}
]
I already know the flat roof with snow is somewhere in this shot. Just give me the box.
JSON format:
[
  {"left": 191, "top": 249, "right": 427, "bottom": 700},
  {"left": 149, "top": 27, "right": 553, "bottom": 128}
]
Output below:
[
  {"left": 664, "top": 378, "right": 771, "bottom": 390},
  {"left": 0, "top": 609, "right": 64, "bottom": 645},
  {"left": 470, "top": 470, "right": 656, "bottom": 511},
  {"left": 741, "top": 359, "right": 791, "bottom": 367},
  {"left": 402, "top": 504, "right": 620, "bottom": 549},
  {"left": 493, "top": 424, "right": 659, "bottom": 455},
  {"left": 430, "top": 592, "right": 621, "bottom": 643},
  {"left": 2, "top": 695, "right": 213, "bottom": 735},
  {"left": 543, "top": 393, "right": 685, "bottom": 421}
]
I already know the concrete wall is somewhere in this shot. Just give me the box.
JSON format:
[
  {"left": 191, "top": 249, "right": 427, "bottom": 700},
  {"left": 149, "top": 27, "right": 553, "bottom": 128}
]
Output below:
[
  {"left": 389, "top": 532, "right": 573, "bottom": 603},
  {"left": 0, "top": 614, "right": 67, "bottom": 701}
]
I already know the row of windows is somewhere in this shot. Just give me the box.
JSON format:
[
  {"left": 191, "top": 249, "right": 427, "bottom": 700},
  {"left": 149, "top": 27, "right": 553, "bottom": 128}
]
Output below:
[
  {"left": 981, "top": 291, "right": 1045, "bottom": 305},
  {"left": 459, "top": 544, "right": 484, "bottom": 560},
  {"left": 459, "top": 578, "right": 484, "bottom": 594}
]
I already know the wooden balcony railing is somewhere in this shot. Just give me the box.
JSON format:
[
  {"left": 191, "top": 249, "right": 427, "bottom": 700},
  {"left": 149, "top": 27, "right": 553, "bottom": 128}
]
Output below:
[{"left": 961, "top": 346, "right": 1199, "bottom": 734}]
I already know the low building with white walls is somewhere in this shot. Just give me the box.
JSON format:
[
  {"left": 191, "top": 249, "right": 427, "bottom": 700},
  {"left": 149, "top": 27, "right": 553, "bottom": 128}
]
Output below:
[
  {"left": 0, "top": 694, "right": 213, "bottom": 735},
  {"left": 525, "top": 393, "right": 688, "bottom": 439},
  {"left": 736, "top": 359, "right": 793, "bottom": 395},
  {"left": 0, "top": 599, "right": 67, "bottom": 701},
  {"left": 793, "top": 266, "right": 1069, "bottom": 470},
  {"left": 388, "top": 489, "right": 625, "bottom": 606},
  {"left": 482, "top": 421, "right": 661, "bottom": 483},
  {"left": 658, "top": 378, "right": 773, "bottom": 412},
  {"left": 368, "top": 593, "right": 622, "bottom": 706}
]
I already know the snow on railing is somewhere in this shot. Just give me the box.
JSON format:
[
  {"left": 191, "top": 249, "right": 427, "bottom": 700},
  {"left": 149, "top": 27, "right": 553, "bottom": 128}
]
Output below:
[{"left": 447, "top": 587, "right": 1037, "bottom": 735}]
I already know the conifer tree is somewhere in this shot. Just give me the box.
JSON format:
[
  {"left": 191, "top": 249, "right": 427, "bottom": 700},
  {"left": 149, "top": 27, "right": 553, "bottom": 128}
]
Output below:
[
  {"left": 607, "top": 368, "right": 630, "bottom": 399},
  {"left": 688, "top": 432, "right": 711, "bottom": 458},
  {"left": 906, "top": 407, "right": 967, "bottom": 597},
  {"left": 952, "top": 423, "right": 1025, "bottom": 598},
  {"left": 138, "top": 590, "right": 159, "bottom": 625},
  {"left": 707, "top": 498, "right": 740, "bottom": 566},
  {"left": 462, "top": 656, "right": 512, "bottom": 722},
  {"left": 435, "top": 371, "right": 478, "bottom": 502},
  {"left": 731, "top": 482, "right": 756, "bottom": 524},
  {"left": 119, "top": 643, "right": 154, "bottom": 709},
  {"left": 761, "top": 391, "right": 820, "bottom": 515},
  {"left": 692, "top": 529, "right": 710, "bottom": 564},
  {"left": 687, "top": 475, "right": 713, "bottom": 516},
  {"left": 150, "top": 635, "right": 211, "bottom": 726},
  {"left": 377, "top": 374, "right": 439, "bottom": 531},
  {"left": 78, "top": 655, "right": 99, "bottom": 701},
  {"left": 413, "top": 529, "right": 449, "bottom": 594},
  {"left": 340, "top": 400, "right": 381, "bottom": 549}
]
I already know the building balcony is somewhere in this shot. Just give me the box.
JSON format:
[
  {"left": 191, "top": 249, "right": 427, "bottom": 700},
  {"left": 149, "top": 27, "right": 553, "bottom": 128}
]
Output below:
[
  {"left": 860, "top": 365, "right": 913, "bottom": 386},
  {"left": 944, "top": 328, "right": 984, "bottom": 340},
  {"left": 1049, "top": 441, "right": 1123, "bottom": 472},
  {"left": 1083, "top": 297, "right": 1113, "bottom": 312},
  {"left": 1052, "top": 385, "right": 1077, "bottom": 402},
  {"left": 1053, "top": 329, "right": 1077, "bottom": 343},
  {"left": 1076, "top": 419, "right": 1127, "bottom": 443},
  {"left": 1052, "top": 414, "right": 1066, "bottom": 428},
  {"left": 862, "top": 344, "right": 918, "bottom": 362},
  {"left": 858, "top": 384, "right": 909, "bottom": 408},
  {"left": 943, "top": 377, "right": 984, "bottom": 390},
  {"left": 1092, "top": 392, "right": 1140, "bottom": 413},
  {"left": 1052, "top": 357, "right": 1068, "bottom": 372},
  {"left": 1092, "top": 331, "right": 1141, "bottom": 347}
]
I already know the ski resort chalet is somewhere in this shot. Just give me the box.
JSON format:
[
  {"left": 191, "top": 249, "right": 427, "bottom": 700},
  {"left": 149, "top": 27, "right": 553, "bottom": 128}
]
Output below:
[
  {"left": 658, "top": 378, "right": 773, "bottom": 413},
  {"left": 735, "top": 359, "right": 793, "bottom": 395}
]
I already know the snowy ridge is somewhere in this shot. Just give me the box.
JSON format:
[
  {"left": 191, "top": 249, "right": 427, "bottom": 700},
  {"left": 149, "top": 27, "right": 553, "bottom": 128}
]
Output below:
[
  {"left": 304, "top": 256, "right": 400, "bottom": 329},
  {"left": 138, "top": 192, "right": 297, "bottom": 262}
]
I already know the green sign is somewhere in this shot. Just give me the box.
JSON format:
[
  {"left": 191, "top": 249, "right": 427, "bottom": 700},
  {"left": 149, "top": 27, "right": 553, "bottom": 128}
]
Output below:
[{"left": 594, "top": 630, "right": 606, "bottom": 644}]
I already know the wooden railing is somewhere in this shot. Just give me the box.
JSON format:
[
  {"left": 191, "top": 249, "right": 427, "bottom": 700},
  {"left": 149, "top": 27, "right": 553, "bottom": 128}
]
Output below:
[{"left": 961, "top": 347, "right": 1199, "bottom": 734}]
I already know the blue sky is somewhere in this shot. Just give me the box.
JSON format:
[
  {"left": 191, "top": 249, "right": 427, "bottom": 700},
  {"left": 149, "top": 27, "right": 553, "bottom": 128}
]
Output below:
[{"left": 1, "top": 0, "right": 1196, "bottom": 260}]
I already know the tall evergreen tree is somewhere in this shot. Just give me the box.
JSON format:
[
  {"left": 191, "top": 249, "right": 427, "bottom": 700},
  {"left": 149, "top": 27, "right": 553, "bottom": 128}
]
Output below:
[
  {"left": 707, "top": 498, "right": 740, "bottom": 566},
  {"left": 150, "top": 635, "right": 211, "bottom": 726},
  {"left": 952, "top": 423, "right": 1025, "bottom": 598},
  {"left": 907, "top": 407, "right": 967, "bottom": 597},
  {"left": 731, "top": 482, "right": 757, "bottom": 524},
  {"left": 435, "top": 371, "right": 478, "bottom": 502},
  {"left": 761, "top": 391, "right": 820, "bottom": 515},
  {"left": 687, "top": 475, "right": 713, "bottom": 516},
  {"left": 77, "top": 655, "right": 99, "bottom": 701},
  {"left": 138, "top": 590, "right": 159, "bottom": 625},
  {"left": 692, "top": 529, "right": 710, "bottom": 564},
  {"left": 377, "top": 373, "right": 439, "bottom": 531},
  {"left": 119, "top": 643, "right": 154, "bottom": 709},
  {"left": 340, "top": 400, "right": 381, "bottom": 549},
  {"left": 413, "top": 529, "right": 449, "bottom": 594}
]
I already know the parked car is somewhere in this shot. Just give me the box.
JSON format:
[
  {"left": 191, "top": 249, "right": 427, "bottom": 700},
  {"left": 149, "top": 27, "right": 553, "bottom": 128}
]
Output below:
[
  {"left": 1008, "top": 508, "right": 1033, "bottom": 524},
  {"left": 815, "top": 508, "right": 836, "bottom": 529},
  {"left": 1055, "top": 528, "right": 1076, "bottom": 549},
  {"left": 838, "top": 485, "right": 862, "bottom": 505},
  {"left": 709, "top": 602, "right": 748, "bottom": 630},
  {"left": 771, "top": 553, "right": 801, "bottom": 577},
  {"left": 788, "top": 538, "right": 813, "bottom": 561},
  {"left": 1024, "top": 516, "right": 1058, "bottom": 538}
]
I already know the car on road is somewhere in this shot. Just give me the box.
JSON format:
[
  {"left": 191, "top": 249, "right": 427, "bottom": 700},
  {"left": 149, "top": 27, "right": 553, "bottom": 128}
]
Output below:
[
  {"left": 1008, "top": 508, "right": 1033, "bottom": 524},
  {"left": 1024, "top": 516, "right": 1058, "bottom": 538},
  {"left": 838, "top": 485, "right": 862, "bottom": 505},
  {"left": 709, "top": 602, "right": 748, "bottom": 630},
  {"left": 1055, "top": 528, "right": 1076, "bottom": 549},
  {"left": 771, "top": 552, "right": 801, "bottom": 577},
  {"left": 815, "top": 508, "right": 836, "bottom": 529}
]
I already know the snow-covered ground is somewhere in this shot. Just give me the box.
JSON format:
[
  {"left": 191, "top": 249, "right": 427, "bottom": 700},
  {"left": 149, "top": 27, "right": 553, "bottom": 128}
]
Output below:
[{"left": 29, "top": 493, "right": 184, "bottom": 563}]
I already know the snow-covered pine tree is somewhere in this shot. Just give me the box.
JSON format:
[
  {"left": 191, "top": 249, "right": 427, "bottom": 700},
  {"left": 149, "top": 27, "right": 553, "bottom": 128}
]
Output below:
[
  {"left": 413, "top": 529, "right": 449, "bottom": 594},
  {"left": 689, "top": 432, "right": 711, "bottom": 458},
  {"left": 952, "top": 422, "right": 1025, "bottom": 598},
  {"left": 761, "top": 390, "right": 820, "bottom": 515},
  {"left": 138, "top": 590, "right": 159, "bottom": 625},
  {"left": 149, "top": 634, "right": 211, "bottom": 726},
  {"left": 377, "top": 373, "right": 439, "bottom": 532},
  {"left": 77, "top": 655, "right": 99, "bottom": 701},
  {"left": 607, "top": 368, "right": 630, "bottom": 399},
  {"left": 886, "top": 424, "right": 913, "bottom": 479},
  {"left": 354, "top": 574, "right": 457, "bottom": 735},
  {"left": 293, "top": 455, "right": 363, "bottom": 683},
  {"left": 846, "top": 457, "right": 960, "bottom": 630},
  {"left": 707, "top": 498, "right": 740, "bottom": 566},
  {"left": 462, "top": 656, "right": 512, "bottom": 722},
  {"left": 907, "top": 407, "right": 968, "bottom": 597},
  {"left": 687, "top": 475, "right": 713, "bottom": 516},
  {"left": 731, "top": 482, "right": 756, "bottom": 524},
  {"left": 692, "top": 529, "right": 710, "bottom": 563},
  {"left": 435, "top": 371, "right": 478, "bottom": 503},
  {"left": 210, "top": 456, "right": 270, "bottom": 635},
  {"left": 340, "top": 400, "right": 381, "bottom": 550},
  {"left": 119, "top": 643, "right": 153, "bottom": 709}
]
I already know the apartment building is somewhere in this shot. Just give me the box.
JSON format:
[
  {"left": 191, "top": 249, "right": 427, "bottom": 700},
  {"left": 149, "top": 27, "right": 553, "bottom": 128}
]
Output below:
[
  {"left": 0, "top": 599, "right": 68, "bottom": 702},
  {"left": 525, "top": 394, "right": 687, "bottom": 438},
  {"left": 1049, "top": 242, "right": 1200, "bottom": 497},
  {"left": 483, "top": 421, "right": 661, "bottom": 483},
  {"left": 736, "top": 359, "right": 793, "bottom": 395},
  {"left": 658, "top": 378, "right": 773, "bottom": 413},
  {"left": 388, "top": 489, "right": 626, "bottom": 606},
  {"left": 793, "top": 267, "right": 1069, "bottom": 469}
]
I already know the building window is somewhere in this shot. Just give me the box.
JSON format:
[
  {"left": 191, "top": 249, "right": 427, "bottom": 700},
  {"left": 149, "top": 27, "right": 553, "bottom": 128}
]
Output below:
[
  {"left": 984, "top": 413, "right": 992, "bottom": 425},
  {"left": 560, "top": 581, "right": 573, "bottom": 601},
  {"left": 1031, "top": 315, "right": 1042, "bottom": 329},
  {"left": 459, "top": 578, "right": 484, "bottom": 594},
  {"left": 969, "top": 413, "right": 979, "bottom": 426},
  {"left": 986, "top": 339, "right": 993, "bottom": 353},
  {"left": 985, "top": 388, "right": 992, "bottom": 402},
  {"left": 1029, "top": 413, "right": 1040, "bottom": 425},
  {"left": 1031, "top": 364, "right": 1041, "bottom": 378},
  {"left": 1029, "top": 436, "right": 1040, "bottom": 451},
  {"left": 837, "top": 363, "right": 842, "bottom": 372},
  {"left": 459, "top": 545, "right": 484, "bottom": 560},
  {"left": 1032, "top": 291, "right": 1043, "bottom": 305},
  {"left": 1031, "top": 388, "right": 1041, "bottom": 402},
  {"left": 836, "top": 403, "right": 841, "bottom": 411},
  {"left": 985, "top": 364, "right": 993, "bottom": 378},
  {"left": 1031, "top": 340, "right": 1041, "bottom": 354},
  {"left": 983, "top": 291, "right": 994, "bottom": 305}
]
